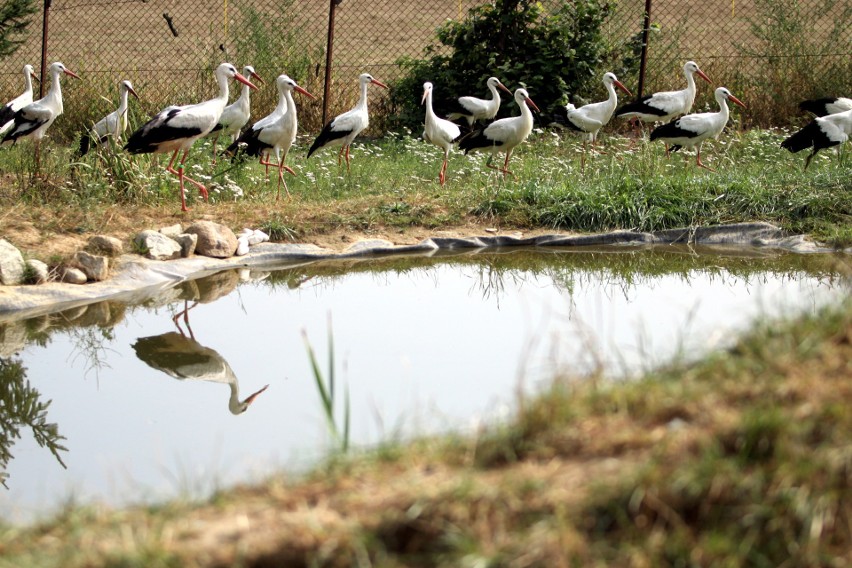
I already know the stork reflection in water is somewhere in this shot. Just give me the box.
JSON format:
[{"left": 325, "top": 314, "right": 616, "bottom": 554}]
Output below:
[{"left": 132, "top": 301, "right": 268, "bottom": 415}]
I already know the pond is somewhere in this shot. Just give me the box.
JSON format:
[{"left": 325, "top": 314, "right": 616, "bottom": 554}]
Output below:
[{"left": 0, "top": 245, "right": 847, "bottom": 524}]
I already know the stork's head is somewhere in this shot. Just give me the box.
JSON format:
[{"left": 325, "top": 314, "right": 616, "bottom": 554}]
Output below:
[
  {"left": 217, "top": 62, "right": 257, "bottom": 90},
  {"left": 421, "top": 81, "right": 434, "bottom": 105},
  {"left": 515, "top": 88, "right": 541, "bottom": 113},
  {"left": 276, "top": 74, "right": 315, "bottom": 99},
  {"left": 242, "top": 65, "right": 264, "bottom": 85},
  {"left": 487, "top": 76, "right": 512, "bottom": 96},
  {"left": 603, "top": 72, "right": 632, "bottom": 97},
  {"left": 121, "top": 80, "right": 139, "bottom": 100},
  {"left": 684, "top": 61, "right": 711, "bottom": 84},
  {"left": 359, "top": 73, "right": 388, "bottom": 90},
  {"left": 23, "top": 64, "right": 38, "bottom": 83},
  {"left": 50, "top": 62, "right": 80, "bottom": 80},
  {"left": 230, "top": 384, "right": 269, "bottom": 415},
  {"left": 716, "top": 87, "right": 746, "bottom": 109}
]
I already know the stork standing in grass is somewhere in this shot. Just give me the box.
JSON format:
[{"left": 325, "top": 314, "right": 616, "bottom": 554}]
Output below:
[
  {"left": 208, "top": 65, "right": 264, "bottom": 159},
  {"left": 0, "top": 64, "right": 39, "bottom": 137},
  {"left": 551, "top": 72, "right": 632, "bottom": 167},
  {"left": 226, "top": 74, "right": 315, "bottom": 199},
  {"left": 124, "top": 62, "right": 257, "bottom": 211},
  {"left": 444, "top": 76, "right": 512, "bottom": 128},
  {"left": 782, "top": 109, "right": 851, "bottom": 169},
  {"left": 798, "top": 97, "right": 852, "bottom": 117},
  {"left": 649, "top": 86, "right": 746, "bottom": 172},
  {"left": 307, "top": 72, "right": 387, "bottom": 171},
  {"left": 421, "top": 81, "right": 461, "bottom": 186},
  {"left": 458, "top": 87, "right": 540, "bottom": 178},
  {"left": 616, "top": 60, "right": 712, "bottom": 147},
  {"left": 1, "top": 62, "right": 80, "bottom": 169},
  {"left": 78, "top": 80, "right": 139, "bottom": 156}
]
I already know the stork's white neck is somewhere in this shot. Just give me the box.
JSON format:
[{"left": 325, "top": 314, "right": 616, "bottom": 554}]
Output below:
[
  {"left": 216, "top": 70, "right": 231, "bottom": 102},
  {"left": 604, "top": 80, "right": 619, "bottom": 108},
  {"left": 356, "top": 79, "right": 370, "bottom": 111},
  {"left": 424, "top": 89, "right": 436, "bottom": 120},
  {"left": 117, "top": 88, "right": 130, "bottom": 114},
  {"left": 46, "top": 70, "right": 64, "bottom": 116},
  {"left": 227, "top": 381, "right": 244, "bottom": 415},
  {"left": 715, "top": 92, "right": 731, "bottom": 122},
  {"left": 23, "top": 69, "right": 33, "bottom": 95},
  {"left": 283, "top": 87, "right": 297, "bottom": 127}
]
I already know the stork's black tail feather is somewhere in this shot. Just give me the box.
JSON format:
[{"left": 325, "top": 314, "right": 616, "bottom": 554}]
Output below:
[
  {"left": 798, "top": 98, "right": 834, "bottom": 117},
  {"left": 78, "top": 133, "right": 92, "bottom": 157}
]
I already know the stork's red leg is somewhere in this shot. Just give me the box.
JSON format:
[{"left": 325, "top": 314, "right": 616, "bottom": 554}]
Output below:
[
  {"left": 695, "top": 146, "right": 715, "bottom": 172},
  {"left": 345, "top": 145, "right": 351, "bottom": 172},
  {"left": 337, "top": 146, "right": 345, "bottom": 167}
]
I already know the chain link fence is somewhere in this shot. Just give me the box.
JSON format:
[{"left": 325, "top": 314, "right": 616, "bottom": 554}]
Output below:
[{"left": 0, "top": 0, "right": 849, "bottom": 141}]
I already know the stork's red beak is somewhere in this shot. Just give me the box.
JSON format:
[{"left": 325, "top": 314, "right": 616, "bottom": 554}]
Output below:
[
  {"left": 128, "top": 86, "right": 140, "bottom": 100},
  {"left": 497, "top": 82, "right": 512, "bottom": 95},
  {"left": 64, "top": 68, "right": 81, "bottom": 80},
  {"left": 697, "top": 69, "right": 712, "bottom": 84},
  {"left": 295, "top": 85, "right": 316, "bottom": 99},
  {"left": 234, "top": 72, "right": 258, "bottom": 90},
  {"left": 249, "top": 70, "right": 264, "bottom": 85},
  {"left": 728, "top": 94, "right": 747, "bottom": 109},
  {"left": 614, "top": 79, "right": 633, "bottom": 97},
  {"left": 243, "top": 384, "right": 269, "bottom": 406},
  {"left": 370, "top": 78, "right": 388, "bottom": 89},
  {"left": 421, "top": 88, "right": 429, "bottom": 105},
  {"left": 31, "top": 71, "right": 39, "bottom": 83},
  {"left": 526, "top": 97, "right": 541, "bottom": 113}
]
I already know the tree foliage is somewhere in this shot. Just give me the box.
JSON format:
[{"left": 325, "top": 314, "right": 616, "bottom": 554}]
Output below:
[
  {"left": 0, "top": 0, "right": 38, "bottom": 59},
  {"left": 389, "top": 0, "right": 615, "bottom": 130},
  {"left": 0, "top": 356, "right": 67, "bottom": 489}
]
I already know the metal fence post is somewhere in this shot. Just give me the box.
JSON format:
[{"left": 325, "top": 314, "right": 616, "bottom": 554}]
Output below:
[
  {"left": 322, "top": 0, "right": 340, "bottom": 126},
  {"left": 39, "top": 0, "right": 52, "bottom": 98},
  {"left": 637, "top": 0, "right": 652, "bottom": 99}
]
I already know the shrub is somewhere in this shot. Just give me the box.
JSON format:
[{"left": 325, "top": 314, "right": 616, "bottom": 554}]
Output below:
[{"left": 388, "top": 0, "right": 615, "bottom": 130}]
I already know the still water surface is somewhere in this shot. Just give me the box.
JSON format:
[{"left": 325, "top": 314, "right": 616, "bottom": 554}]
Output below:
[{"left": 0, "top": 246, "right": 847, "bottom": 523}]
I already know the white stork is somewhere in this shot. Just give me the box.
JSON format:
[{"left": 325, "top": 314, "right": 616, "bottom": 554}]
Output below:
[
  {"left": 798, "top": 97, "right": 852, "bottom": 117},
  {"left": 0, "top": 64, "right": 38, "bottom": 137},
  {"left": 1, "top": 62, "right": 80, "bottom": 168},
  {"left": 782, "top": 109, "right": 851, "bottom": 169},
  {"left": 208, "top": 65, "right": 264, "bottom": 158},
  {"left": 421, "top": 81, "right": 461, "bottom": 186},
  {"left": 78, "top": 80, "right": 139, "bottom": 156},
  {"left": 307, "top": 72, "right": 388, "bottom": 171},
  {"left": 444, "top": 76, "right": 512, "bottom": 127},
  {"left": 649, "top": 86, "right": 746, "bottom": 171},
  {"left": 226, "top": 74, "right": 315, "bottom": 199},
  {"left": 124, "top": 62, "right": 257, "bottom": 211},
  {"left": 616, "top": 61, "right": 712, "bottom": 126},
  {"left": 132, "top": 301, "right": 268, "bottom": 415},
  {"left": 551, "top": 72, "right": 632, "bottom": 166},
  {"left": 458, "top": 87, "right": 540, "bottom": 177}
]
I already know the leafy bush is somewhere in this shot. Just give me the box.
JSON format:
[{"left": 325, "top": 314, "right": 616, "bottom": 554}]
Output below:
[
  {"left": 388, "top": 0, "right": 615, "bottom": 130},
  {"left": 734, "top": 0, "right": 852, "bottom": 127}
]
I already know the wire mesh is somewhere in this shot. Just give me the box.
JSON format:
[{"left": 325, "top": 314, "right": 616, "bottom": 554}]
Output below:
[{"left": 0, "top": 0, "right": 849, "bottom": 136}]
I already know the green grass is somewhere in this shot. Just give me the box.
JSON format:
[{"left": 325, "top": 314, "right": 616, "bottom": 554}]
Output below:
[{"left": 1, "top": 124, "right": 849, "bottom": 246}]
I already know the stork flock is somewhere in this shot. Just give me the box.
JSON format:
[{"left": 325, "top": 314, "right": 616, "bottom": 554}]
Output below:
[{"left": 0, "top": 59, "right": 848, "bottom": 211}]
